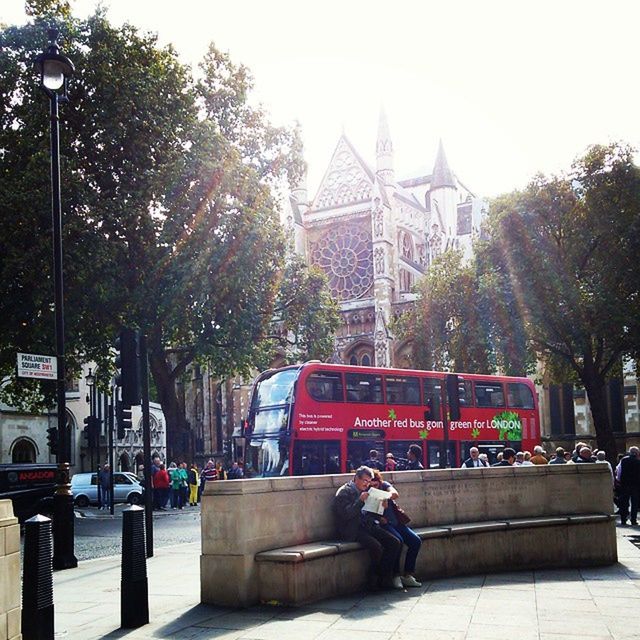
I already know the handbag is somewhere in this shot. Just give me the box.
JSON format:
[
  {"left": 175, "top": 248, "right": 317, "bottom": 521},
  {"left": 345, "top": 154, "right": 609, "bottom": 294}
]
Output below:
[{"left": 391, "top": 500, "right": 411, "bottom": 525}]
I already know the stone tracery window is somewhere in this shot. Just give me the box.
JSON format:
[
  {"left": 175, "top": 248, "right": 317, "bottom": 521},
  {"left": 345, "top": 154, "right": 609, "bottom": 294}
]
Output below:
[
  {"left": 399, "top": 268, "right": 414, "bottom": 293},
  {"left": 398, "top": 230, "right": 414, "bottom": 261},
  {"left": 310, "top": 224, "right": 373, "bottom": 300}
]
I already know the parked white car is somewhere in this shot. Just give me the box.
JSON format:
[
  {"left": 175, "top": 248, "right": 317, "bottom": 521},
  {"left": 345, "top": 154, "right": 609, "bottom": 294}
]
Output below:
[{"left": 71, "top": 472, "right": 144, "bottom": 508}]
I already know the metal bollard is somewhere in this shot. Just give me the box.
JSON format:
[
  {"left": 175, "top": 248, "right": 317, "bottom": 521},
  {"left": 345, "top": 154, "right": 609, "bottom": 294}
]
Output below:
[
  {"left": 22, "top": 514, "right": 54, "bottom": 640},
  {"left": 121, "top": 504, "right": 149, "bottom": 628}
]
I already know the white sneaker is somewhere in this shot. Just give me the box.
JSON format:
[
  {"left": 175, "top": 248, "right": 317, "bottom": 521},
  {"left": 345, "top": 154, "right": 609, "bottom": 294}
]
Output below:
[
  {"left": 401, "top": 575, "right": 422, "bottom": 588},
  {"left": 392, "top": 576, "right": 404, "bottom": 589}
]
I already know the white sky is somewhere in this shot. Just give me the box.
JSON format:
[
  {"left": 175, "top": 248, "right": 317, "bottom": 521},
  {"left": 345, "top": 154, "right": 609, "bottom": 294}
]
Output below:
[{"left": 3, "top": 0, "right": 639, "bottom": 198}]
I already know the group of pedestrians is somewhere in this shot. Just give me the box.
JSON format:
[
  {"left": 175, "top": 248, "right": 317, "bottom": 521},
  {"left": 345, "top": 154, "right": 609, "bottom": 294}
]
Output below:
[
  {"left": 149, "top": 456, "right": 242, "bottom": 510},
  {"left": 480, "top": 442, "right": 640, "bottom": 527}
]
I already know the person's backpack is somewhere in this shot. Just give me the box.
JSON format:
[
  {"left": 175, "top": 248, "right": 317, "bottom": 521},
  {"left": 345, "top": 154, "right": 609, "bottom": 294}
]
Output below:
[{"left": 188, "top": 469, "right": 196, "bottom": 485}]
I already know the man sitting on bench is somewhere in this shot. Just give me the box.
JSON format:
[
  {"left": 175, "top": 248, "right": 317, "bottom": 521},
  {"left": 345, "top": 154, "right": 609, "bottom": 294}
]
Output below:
[{"left": 333, "top": 466, "right": 403, "bottom": 589}]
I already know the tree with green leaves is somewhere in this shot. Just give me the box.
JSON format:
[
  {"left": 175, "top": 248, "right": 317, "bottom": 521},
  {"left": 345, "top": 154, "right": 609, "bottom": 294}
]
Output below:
[
  {"left": 1, "top": 7, "right": 337, "bottom": 458},
  {"left": 485, "top": 143, "right": 640, "bottom": 459},
  {"left": 264, "top": 255, "right": 341, "bottom": 365},
  {"left": 393, "top": 248, "right": 532, "bottom": 376},
  {"left": 394, "top": 250, "right": 492, "bottom": 373}
]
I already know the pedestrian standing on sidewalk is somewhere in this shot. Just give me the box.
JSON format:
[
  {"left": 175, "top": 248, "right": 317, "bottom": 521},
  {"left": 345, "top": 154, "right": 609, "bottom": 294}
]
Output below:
[
  {"left": 169, "top": 462, "right": 182, "bottom": 509},
  {"left": 199, "top": 459, "right": 217, "bottom": 497},
  {"left": 188, "top": 463, "right": 199, "bottom": 506},
  {"left": 99, "top": 463, "right": 112, "bottom": 510},
  {"left": 150, "top": 455, "right": 162, "bottom": 509},
  {"left": 179, "top": 462, "right": 189, "bottom": 508},
  {"left": 153, "top": 463, "right": 170, "bottom": 510}
]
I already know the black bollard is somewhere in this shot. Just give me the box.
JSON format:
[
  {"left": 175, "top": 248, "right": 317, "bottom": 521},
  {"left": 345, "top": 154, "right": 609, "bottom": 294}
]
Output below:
[
  {"left": 52, "top": 462, "right": 77, "bottom": 570},
  {"left": 121, "top": 505, "right": 149, "bottom": 628},
  {"left": 22, "top": 514, "right": 54, "bottom": 640}
]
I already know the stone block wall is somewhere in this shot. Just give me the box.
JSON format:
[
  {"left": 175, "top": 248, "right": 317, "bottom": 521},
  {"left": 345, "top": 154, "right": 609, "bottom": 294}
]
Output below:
[
  {"left": 0, "top": 500, "right": 21, "bottom": 640},
  {"left": 201, "top": 464, "right": 614, "bottom": 606}
]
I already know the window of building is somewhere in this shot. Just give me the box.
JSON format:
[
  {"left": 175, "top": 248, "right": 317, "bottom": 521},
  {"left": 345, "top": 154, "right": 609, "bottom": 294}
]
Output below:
[
  {"left": 346, "top": 373, "right": 383, "bottom": 403},
  {"left": 398, "top": 231, "right": 414, "bottom": 261},
  {"left": 11, "top": 438, "right": 36, "bottom": 463},
  {"left": 361, "top": 354, "right": 371, "bottom": 367},
  {"left": 399, "top": 269, "right": 414, "bottom": 293},
  {"left": 549, "top": 383, "right": 576, "bottom": 436}
]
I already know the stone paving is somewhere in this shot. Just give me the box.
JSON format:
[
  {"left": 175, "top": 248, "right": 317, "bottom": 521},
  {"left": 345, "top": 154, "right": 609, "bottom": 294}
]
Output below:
[{"left": 52, "top": 524, "right": 640, "bottom": 640}]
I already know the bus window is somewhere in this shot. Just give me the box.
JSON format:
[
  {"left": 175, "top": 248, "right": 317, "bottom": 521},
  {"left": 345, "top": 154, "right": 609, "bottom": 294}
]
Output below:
[
  {"left": 345, "top": 373, "right": 383, "bottom": 403},
  {"left": 385, "top": 376, "right": 421, "bottom": 405},
  {"left": 246, "top": 439, "right": 289, "bottom": 477},
  {"left": 293, "top": 441, "right": 340, "bottom": 475},
  {"left": 474, "top": 382, "right": 505, "bottom": 408},
  {"left": 254, "top": 369, "right": 297, "bottom": 408},
  {"left": 507, "top": 383, "right": 535, "bottom": 409},
  {"left": 423, "top": 378, "right": 442, "bottom": 405},
  {"left": 306, "top": 371, "right": 344, "bottom": 402}
]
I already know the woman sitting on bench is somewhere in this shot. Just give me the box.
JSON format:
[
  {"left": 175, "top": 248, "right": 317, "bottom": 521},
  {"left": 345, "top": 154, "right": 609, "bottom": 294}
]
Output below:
[{"left": 370, "top": 469, "right": 422, "bottom": 588}]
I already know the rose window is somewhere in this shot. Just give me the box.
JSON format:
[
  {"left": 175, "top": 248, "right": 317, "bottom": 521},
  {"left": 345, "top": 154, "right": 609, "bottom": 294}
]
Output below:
[{"left": 310, "top": 225, "right": 373, "bottom": 300}]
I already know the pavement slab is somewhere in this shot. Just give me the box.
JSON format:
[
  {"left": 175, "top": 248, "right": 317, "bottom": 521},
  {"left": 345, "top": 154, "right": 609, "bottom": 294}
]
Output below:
[{"left": 45, "top": 524, "right": 640, "bottom": 639}]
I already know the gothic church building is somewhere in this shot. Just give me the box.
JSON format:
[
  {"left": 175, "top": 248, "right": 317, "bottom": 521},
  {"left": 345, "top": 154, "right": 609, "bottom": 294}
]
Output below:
[{"left": 286, "top": 112, "right": 487, "bottom": 368}]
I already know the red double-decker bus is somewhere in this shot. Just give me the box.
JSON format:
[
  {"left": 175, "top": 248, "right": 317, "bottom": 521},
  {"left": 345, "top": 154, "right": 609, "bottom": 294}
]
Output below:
[{"left": 244, "top": 362, "right": 539, "bottom": 477}]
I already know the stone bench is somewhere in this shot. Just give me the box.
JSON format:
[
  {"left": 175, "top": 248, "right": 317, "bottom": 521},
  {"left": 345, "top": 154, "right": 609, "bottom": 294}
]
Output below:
[
  {"left": 201, "top": 464, "right": 618, "bottom": 608},
  {"left": 254, "top": 514, "right": 616, "bottom": 605}
]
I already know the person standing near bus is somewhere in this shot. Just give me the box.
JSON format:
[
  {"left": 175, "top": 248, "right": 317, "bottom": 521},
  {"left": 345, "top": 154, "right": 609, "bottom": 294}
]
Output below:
[
  {"left": 406, "top": 444, "right": 424, "bottom": 470},
  {"left": 492, "top": 448, "right": 516, "bottom": 466},
  {"left": 461, "top": 447, "right": 488, "bottom": 468},
  {"left": 364, "top": 449, "right": 384, "bottom": 471},
  {"left": 333, "top": 466, "right": 403, "bottom": 589}
]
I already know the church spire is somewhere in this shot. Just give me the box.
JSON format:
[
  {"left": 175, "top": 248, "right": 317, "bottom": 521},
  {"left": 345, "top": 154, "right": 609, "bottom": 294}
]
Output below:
[
  {"left": 431, "top": 139, "right": 456, "bottom": 189},
  {"left": 376, "top": 108, "right": 394, "bottom": 184}
]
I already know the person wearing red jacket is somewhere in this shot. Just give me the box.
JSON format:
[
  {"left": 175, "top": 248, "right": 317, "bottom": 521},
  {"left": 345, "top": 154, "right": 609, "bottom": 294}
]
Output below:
[{"left": 153, "top": 463, "right": 171, "bottom": 510}]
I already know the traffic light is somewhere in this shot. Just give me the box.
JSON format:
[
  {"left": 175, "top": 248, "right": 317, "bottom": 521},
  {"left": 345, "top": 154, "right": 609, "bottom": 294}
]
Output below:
[
  {"left": 115, "top": 327, "right": 140, "bottom": 406},
  {"left": 446, "top": 374, "right": 461, "bottom": 422},
  {"left": 46, "top": 427, "right": 58, "bottom": 455},
  {"left": 83, "top": 416, "right": 100, "bottom": 448},
  {"left": 116, "top": 400, "right": 132, "bottom": 439}
]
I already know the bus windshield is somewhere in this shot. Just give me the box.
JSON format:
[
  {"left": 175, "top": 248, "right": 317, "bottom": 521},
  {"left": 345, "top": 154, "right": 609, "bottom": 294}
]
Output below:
[
  {"left": 253, "top": 368, "right": 298, "bottom": 408},
  {"left": 246, "top": 368, "right": 298, "bottom": 477}
]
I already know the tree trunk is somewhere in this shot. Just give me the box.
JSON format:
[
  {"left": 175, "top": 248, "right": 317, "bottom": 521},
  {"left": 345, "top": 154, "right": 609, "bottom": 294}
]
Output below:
[
  {"left": 580, "top": 364, "right": 618, "bottom": 464},
  {"left": 148, "top": 340, "right": 188, "bottom": 462}
]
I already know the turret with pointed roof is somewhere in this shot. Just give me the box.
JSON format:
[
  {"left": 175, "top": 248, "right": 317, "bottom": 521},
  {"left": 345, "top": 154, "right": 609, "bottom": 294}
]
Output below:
[
  {"left": 376, "top": 108, "right": 394, "bottom": 185},
  {"left": 431, "top": 139, "right": 456, "bottom": 190}
]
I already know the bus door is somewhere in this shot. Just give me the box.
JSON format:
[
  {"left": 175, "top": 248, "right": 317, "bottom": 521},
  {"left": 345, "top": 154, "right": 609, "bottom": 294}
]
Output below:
[
  {"left": 477, "top": 443, "right": 505, "bottom": 466},
  {"left": 427, "top": 441, "right": 457, "bottom": 469},
  {"left": 293, "top": 440, "right": 341, "bottom": 475}
]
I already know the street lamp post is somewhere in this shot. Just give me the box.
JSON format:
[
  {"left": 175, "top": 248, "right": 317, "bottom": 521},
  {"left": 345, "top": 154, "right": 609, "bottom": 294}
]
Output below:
[
  {"left": 85, "top": 368, "right": 96, "bottom": 473},
  {"left": 35, "top": 26, "right": 77, "bottom": 570}
]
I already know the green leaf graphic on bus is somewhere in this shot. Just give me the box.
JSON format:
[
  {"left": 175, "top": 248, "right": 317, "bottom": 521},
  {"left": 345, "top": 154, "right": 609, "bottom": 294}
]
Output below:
[
  {"left": 493, "top": 411, "right": 522, "bottom": 441},
  {"left": 471, "top": 427, "right": 480, "bottom": 439},
  {"left": 419, "top": 429, "right": 429, "bottom": 439},
  {"left": 388, "top": 408, "right": 397, "bottom": 420}
]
